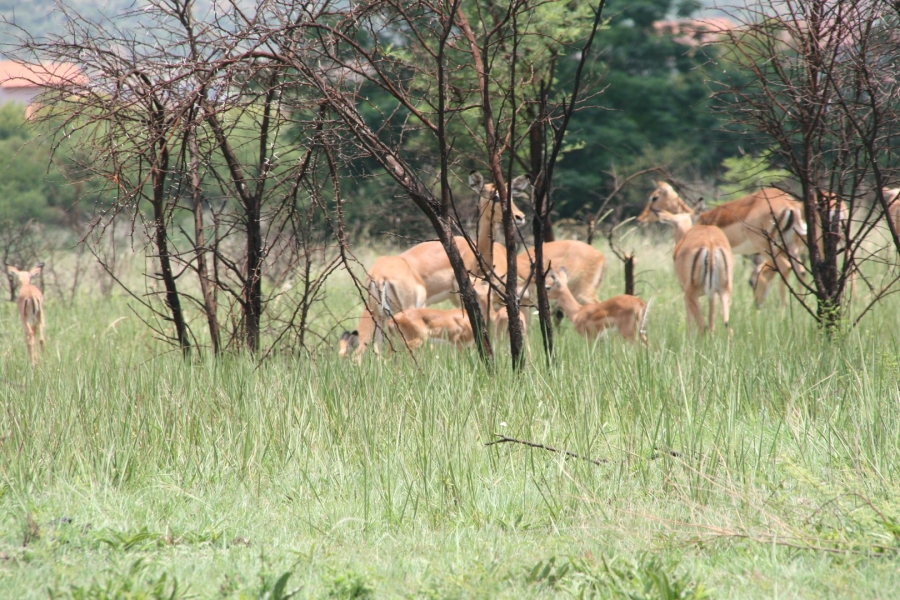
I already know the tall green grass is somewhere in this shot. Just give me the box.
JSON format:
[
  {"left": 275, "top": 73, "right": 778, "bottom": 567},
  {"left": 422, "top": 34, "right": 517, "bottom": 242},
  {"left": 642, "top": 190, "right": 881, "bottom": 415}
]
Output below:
[{"left": 1, "top": 238, "right": 899, "bottom": 598}]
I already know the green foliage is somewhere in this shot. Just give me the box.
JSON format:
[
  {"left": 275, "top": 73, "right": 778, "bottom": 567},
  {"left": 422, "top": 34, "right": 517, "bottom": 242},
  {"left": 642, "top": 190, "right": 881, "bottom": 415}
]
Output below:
[
  {"left": 64, "top": 560, "right": 184, "bottom": 600},
  {"left": 0, "top": 103, "right": 94, "bottom": 223},
  {"left": 553, "top": 0, "right": 746, "bottom": 218},
  {"left": 326, "top": 571, "right": 372, "bottom": 599},
  {"left": 718, "top": 150, "right": 790, "bottom": 201}
]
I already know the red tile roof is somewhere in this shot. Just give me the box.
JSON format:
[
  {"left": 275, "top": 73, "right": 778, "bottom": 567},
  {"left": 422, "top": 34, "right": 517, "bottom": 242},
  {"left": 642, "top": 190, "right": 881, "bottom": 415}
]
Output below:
[{"left": 0, "top": 60, "right": 87, "bottom": 89}]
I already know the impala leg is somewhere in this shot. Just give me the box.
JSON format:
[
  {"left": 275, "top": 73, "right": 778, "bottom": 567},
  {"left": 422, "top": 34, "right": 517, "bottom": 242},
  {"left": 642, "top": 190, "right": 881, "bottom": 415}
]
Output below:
[
  {"left": 23, "top": 322, "right": 37, "bottom": 366},
  {"left": 774, "top": 253, "right": 793, "bottom": 306},
  {"left": 684, "top": 294, "right": 704, "bottom": 335},
  {"left": 707, "top": 294, "right": 717, "bottom": 333},
  {"left": 619, "top": 318, "right": 635, "bottom": 343},
  {"left": 37, "top": 310, "right": 45, "bottom": 353},
  {"left": 720, "top": 290, "right": 733, "bottom": 336}
]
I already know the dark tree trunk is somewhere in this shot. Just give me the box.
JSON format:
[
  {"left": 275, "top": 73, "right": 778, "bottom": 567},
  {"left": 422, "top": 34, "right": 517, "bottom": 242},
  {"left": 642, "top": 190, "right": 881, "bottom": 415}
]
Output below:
[
  {"left": 530, "top": 116, "right": 555, "bottom": 243},
  {"left": 150, "top": 142, "right": 190, "bottom": 355}
]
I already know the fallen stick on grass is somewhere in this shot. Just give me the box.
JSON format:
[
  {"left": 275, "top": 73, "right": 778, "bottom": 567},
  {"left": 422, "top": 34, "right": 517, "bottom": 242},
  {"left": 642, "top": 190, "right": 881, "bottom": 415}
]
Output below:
[{"left": 485, "top": 434, "right": 682, "bottom": 465}]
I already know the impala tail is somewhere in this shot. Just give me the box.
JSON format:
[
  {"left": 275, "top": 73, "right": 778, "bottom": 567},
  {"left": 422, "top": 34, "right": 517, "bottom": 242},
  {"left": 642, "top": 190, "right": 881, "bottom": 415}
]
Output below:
[
  {"left": 693, "top": 246, "right": 729, "bottom": 298},
  {"left": 23, "top": 297, "right": 41, "bottom": 324},
  {"left": 780, "top": 206, "right": 807, "bottom": 239}
]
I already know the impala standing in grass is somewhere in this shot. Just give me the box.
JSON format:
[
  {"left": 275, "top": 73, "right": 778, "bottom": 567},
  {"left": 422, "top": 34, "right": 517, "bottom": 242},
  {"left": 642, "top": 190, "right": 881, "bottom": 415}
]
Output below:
[
  {"left": 516, "top": 240, "right": 606, "bottom": 313},
  {"left": 653, "top": 209, "right": 734, "bottom": 335},
  {"left": 8, "top": 264, "right": 45, "bottom": 366},
  {"left": 341, "top": 172, "right": 527, "bottom": 360},
  {"left": 639, "top": 181, "right": 804, "bottom": 307}
]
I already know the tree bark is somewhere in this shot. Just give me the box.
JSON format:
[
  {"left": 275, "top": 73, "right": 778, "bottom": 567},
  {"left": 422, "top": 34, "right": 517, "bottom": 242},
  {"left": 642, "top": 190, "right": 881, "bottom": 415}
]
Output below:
[{"left": 188, "top": 124, "right": 220, "bottom": 354}]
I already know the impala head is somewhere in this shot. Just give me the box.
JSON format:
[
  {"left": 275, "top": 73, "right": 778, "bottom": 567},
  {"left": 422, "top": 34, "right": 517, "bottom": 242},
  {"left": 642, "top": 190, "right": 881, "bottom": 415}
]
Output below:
[
  {"left": 338, "top": 330, "right": 359, "bottom": 359},
  {"left": 7, "top": 264, "right": 42, "bottom": 287},
  {"left": 468, "top": 171, "right": 527, "bottom": 226},
  {"left": 651, "top": 208, "right": 693, "bottom": 233},
  {"left": 638, "top": 181, "right": 694, "bottom": 223},
  {"left": 544, "top": 267, "right": 569, "bottom": 298}
]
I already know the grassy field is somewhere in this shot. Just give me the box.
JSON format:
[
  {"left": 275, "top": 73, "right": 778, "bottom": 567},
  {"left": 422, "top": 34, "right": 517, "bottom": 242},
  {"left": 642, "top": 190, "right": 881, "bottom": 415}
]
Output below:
[{"left": 2, "top": 236, "right": 900, "bottom": 599}]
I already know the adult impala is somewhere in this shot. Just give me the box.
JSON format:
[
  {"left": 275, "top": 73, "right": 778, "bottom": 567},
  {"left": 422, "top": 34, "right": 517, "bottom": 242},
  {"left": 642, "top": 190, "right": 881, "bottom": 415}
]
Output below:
[
  {"left": 653, "top": 209, "right": 734, "bottom": 335},
  {"left": 516, "top": 241, "right": 606, "bottom": 308},
  {"left": 883, "top": 188, "right": 900, "bottom": 235},
  {"left": 341, "top": 172, "right": 526, "bottom": 359},
  {"left": 8, "top": 264, "right": 45, "bottom": 366},
  {"left": 544, "top": 267, "right": 649, "bottom": 344},
  {"left": 638, "top": 182, "right": 804, "bottom": 307}
]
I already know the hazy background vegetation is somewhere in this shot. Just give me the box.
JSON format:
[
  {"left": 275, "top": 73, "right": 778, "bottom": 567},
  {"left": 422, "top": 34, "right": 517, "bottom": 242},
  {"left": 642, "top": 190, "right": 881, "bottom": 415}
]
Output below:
[{"left": 0, "top": 0, "right": 748, "bottom": 234}]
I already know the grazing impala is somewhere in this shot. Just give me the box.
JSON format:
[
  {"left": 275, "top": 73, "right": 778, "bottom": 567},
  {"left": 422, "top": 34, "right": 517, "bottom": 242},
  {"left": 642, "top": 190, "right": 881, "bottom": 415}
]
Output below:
[
  {"left": 653, "top": 209, "right": 734, "bottom": 335},
  {"left": 516, "top": 241, "right": 606, "bottom": 306},
  {"left": 341, "top": 173, "right": 527, "bottom": 360},
  {"left": 8, "top": 264, "right": 45, "bottom": 366},
  {"left": 544, "top": 267, "right": 649, "bottom": 344},
  {"left": 639, "top": 181, "right": 804, "bottom": 307},
  {"left": 336, "top": 283, "right": 527, "bottom": 356}
]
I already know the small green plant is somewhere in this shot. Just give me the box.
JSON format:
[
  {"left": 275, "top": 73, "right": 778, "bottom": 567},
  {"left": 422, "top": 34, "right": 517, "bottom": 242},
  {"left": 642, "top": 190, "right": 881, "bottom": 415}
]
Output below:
[
  {"left": 526, "top": 555, "right": 709, "bottom": 600},
  {"left": 63, "top": 560, "right": 184, "bottom": 600},
  {"left": 327, "top": 570, "right": 373, "bottom": 600}
]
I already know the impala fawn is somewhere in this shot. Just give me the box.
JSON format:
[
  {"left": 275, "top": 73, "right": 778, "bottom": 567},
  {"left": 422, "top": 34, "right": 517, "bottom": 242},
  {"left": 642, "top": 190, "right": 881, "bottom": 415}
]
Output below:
[
  {"left": 8, "top": 264, "right": 45, "bottom": 366},
  {"left": 545, "top": 267, "right": 649, "bottom": 344}
]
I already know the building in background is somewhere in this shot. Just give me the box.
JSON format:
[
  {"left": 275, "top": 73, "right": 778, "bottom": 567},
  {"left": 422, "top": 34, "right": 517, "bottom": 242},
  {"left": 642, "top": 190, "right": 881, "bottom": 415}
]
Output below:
[{"left": 0, "top": 60, "right": 86, "bottom": 117}]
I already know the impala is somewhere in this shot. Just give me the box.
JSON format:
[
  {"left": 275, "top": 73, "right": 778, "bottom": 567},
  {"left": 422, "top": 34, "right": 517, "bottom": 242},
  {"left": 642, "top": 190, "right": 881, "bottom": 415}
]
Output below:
[
  {"left": 884, "top": 188, "right": 900, "bottom": 234},
  {"left": 341, "top": 172, "right": 527, "bottom": 359},
  {"left": 466, "top": 171, "right": 528, "bottom": 283},
  {"left": 544, "top": 267, "right": 649, "bottom": 344},
  {"left": 750, "top": 190, "right": 855, "bottom": 297},
  {"left": 336, "top": 282, "right": 528, "bottom": 356},
  {"left": 653, "top": 209, "right": 734, "bottom": 335},
  {"left": 639, "top": 181, "right": 804, "bottom": 307},
  {"left": 8, "top": 264, "right": 45, "bottom": 366},
  {"left": 516, "top": 240, "right": 606, "bottom": 307}
]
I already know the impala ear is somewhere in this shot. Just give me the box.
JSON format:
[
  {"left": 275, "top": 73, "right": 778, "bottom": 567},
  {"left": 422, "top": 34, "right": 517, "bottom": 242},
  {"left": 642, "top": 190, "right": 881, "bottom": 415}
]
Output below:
[
  {"left": 468, "top": 171, "right": 485, "bottom": 193},
  {"left": 6, "top": 265, "right": 18, "bottom": 276},
  {"left": 29, "top": 263, "right": 43, "bottom": 277},
  {"left": 510, "top": 175, "right": 531, "bottom": 197}
]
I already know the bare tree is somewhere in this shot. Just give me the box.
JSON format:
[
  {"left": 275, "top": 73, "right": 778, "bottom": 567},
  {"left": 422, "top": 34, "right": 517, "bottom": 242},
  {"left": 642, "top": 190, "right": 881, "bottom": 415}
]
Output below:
[
  {"left": 15, "top": 0, "right": 340, "bottom": 356},
  {"left": 715, "top": 0, "right": 900, "bottom": 330},
  {"left": 227, "top": 0, "right": 605, "bottom": 367}
]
